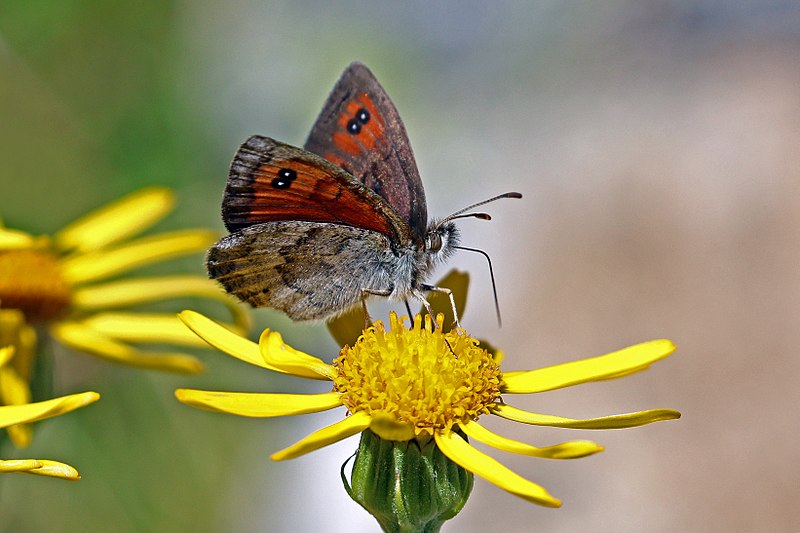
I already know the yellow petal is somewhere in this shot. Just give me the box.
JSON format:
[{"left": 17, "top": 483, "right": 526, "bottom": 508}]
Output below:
[
  {"left": 178, "top": 310, "right": 284, "bottom": 373},
  {"left": 0, "top": 459, "right": 41, "bottom": 473},
  {"left": 0, "top": 391, "right": 99, "bottom": 428},
  {"left": 50, "top": 321, "right": 203, "bottom": 374},
  {"left": 175, "top": 389, "right": 342, "bottom": 417},
  {"left": 0, "top": 365, "right": 33, "bottom": 447},
  {"left": 10, "top": 323, "right": 37, "bottom": 381},
  {"left": 369, "top": 413, "right": 416, "bottom": 441},
  {"left": 61, "top": 229, "right": 218, "bottom": 285},
  {"left": 0, "top": 228, "right": 36, "bottom": 250},
  {"left": 79, "top": 312, "right": 212, "bottom": 347},
  {"left": 434, "top": 430, "right": 561, "bottom": 507},
  {"left": 71, "top": 275, "right": 249, "bottom": 331},
  {"left": 0, "top": 346, "right": 13, "bottom": 367},
  {"left": 0, "top": 359, "right": 33, "bottom": 408},
  {"left": 492, "top": 404, "right": 681, "bottom": 429},
  {"left": 271, "top": 410, "right": 371, "bottom": 461},
  {"left": 54, "top": 187, "right": 174, "bottom": 253},
  {"left": 0, "top": 311, "right": 37, "bottom": 380},
  {"left": 0, "top": 459, "right": 81, "bottom": 480},
  {"left": 459, "top": 420, "right": 603, "bottom": 459},
  {"left": 502, "top": 339, "right": 677, "bottom": 394},
  {"left": 259, "top": 329, "right": 336, "bottom": 381}
]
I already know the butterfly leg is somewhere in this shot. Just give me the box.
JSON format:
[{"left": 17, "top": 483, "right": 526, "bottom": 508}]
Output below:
[
  {"left": 403, "top": 299, "right": 413, "bottom": 319},
  {"left": 412, "top": 288, "right": 457, "bottom": 357},
  {"left": 411, "top": 289, "right": 437, "bottom": 328},
  {"left": 419, "top": 284, "right": 461, "bottom": 330},
  {"left": 360, "top": 287, "right": 392, "bottom": 326}
]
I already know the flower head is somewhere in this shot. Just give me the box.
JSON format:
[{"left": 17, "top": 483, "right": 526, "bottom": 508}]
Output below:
[
  {"left": 0, "top": 187, "right": 248, "bottom": 374},
  {"left": 333, "top": 313, "right": 501, "bottom": 440},
  {"left": 176, "top": 310, "right": 680, "bottom": 509}
]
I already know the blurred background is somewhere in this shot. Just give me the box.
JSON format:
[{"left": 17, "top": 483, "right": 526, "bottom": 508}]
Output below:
[{"left": 2, "top": 1, "right": 799, "bottom": 531}]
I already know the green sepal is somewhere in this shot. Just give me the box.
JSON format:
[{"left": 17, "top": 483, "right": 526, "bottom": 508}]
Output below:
[{"left": 344, "top": 429, "right": 473, "bottom": 533}]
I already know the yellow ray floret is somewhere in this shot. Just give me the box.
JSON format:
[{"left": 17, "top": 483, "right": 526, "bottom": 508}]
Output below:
[
  {"left": 0, "top": 459, "right": 81, "bottom": 480},
  {"left": 175, "top": 389, "right": 342, "bottom": 417},
  {"left": 0, "top": 392, "right": 99, "bottom": 428},
  {"left": 435, "top": 430, "right": 561, "bottom": 508},
  {"left": 459, "top": 419, "right": 603, "bottom": 459},
  {"left": 73, "top": 275, "right": 249, "bottom": 330},
  {"left": 51, "top": 322, "right": 203, "bottom": 374},
  {"left": 61, "top": 230, "right": 218, "bottom": 285},
  {"left": 178, "top": 310, "right": 279, "bottom": 372},
  {"left": 493, "top": 404, "right": 681, "bottom": 429},
  {"left": 259, "top": 329, "right": 336, "bottom": 380},
  {"left": 54, "top": 187, "right": 174, "bottom": 253},
  {"left": 502, "top": 339, "right": 676, "bottom": 394},
  {"left": 271, "top": 411, "right": 372, "bottom": 461}
]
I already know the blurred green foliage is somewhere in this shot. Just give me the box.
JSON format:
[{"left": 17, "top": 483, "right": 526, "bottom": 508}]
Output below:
[{"left": 0, "top": 0, "right": 216, "bottom": 232}]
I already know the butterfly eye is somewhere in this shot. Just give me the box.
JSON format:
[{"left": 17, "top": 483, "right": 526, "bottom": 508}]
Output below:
[{"left": 427, "top": 232, "right": 443, "bottom": 253}]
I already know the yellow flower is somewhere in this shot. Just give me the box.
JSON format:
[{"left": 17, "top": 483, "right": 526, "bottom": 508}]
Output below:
[
  {"left": 176, "top": 311, "right": 680, "bottom": 508},
  {"left": 0, "top": 187, "right": 248, "bottom": 374}
]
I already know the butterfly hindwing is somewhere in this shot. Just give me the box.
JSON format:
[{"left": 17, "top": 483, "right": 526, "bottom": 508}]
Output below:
[
  {"left": 304, "top": 62, "right": 428, "bottom": 242},
  {"left": 222, "top": 135, "right": 408, "bottom": 244},
  {"left": 207, "top": 221, "right": 397, "bottom": 320}
]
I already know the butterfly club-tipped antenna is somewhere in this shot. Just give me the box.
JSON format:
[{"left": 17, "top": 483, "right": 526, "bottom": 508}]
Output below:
[
  {"left": 434, "top": 191, "right": 522, "bottom": 230},
  {"left": 441, "top": 191, "right": 522, "bottom": 328}
]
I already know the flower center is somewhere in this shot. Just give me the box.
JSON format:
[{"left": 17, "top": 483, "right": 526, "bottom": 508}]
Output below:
[
  {"left": 332, "top": 313, "right": 502, "bottom": 436},
  {"left": 0, "top": 249, "right": 72, "bottom": 322}
]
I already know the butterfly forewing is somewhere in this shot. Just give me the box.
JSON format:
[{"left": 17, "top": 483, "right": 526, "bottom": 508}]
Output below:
[
  {"left": 222, "top": 135, "right": 408, "bottom": 243},
  {"left": 304, "top": 62, "right": 428, "bottom": 243}
]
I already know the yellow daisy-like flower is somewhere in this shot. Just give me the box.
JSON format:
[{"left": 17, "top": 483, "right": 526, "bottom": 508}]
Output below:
[
  {"left": 176, "top": 310, "right": 679, "bottom": 508},
  {"left": 0, "top": 187, "right": 248, "bottom": 375}
]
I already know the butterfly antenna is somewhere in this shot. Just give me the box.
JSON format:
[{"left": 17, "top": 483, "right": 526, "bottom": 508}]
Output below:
[
  {"left": 454, "top": 245, "right": 503, "bottom": 327},
  {"left": 439, "top": 192, "right": 522, "bottom": 226},
  {"left": 447, "top": 212, "right": 492, "bottom": 222}
]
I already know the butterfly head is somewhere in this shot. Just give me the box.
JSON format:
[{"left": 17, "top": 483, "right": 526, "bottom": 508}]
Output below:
[{"left": 424, "top": 220, "right": 460, "bottom": 264}]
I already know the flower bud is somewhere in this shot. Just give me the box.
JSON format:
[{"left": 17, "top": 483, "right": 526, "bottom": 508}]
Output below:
[{"left": 347, "top": 429, "right": 473, "bottom": 533}]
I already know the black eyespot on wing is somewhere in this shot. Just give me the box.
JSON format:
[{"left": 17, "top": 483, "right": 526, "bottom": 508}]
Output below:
[
  {"left": 356, "top": 108, "right": 370, "bottom": 124},
  {"left": 271, "top": 177, "right": 292, "bottom": 189},
  {"left": 347, "top": 118, "right": 362, "bottom": 134},
  {"left": 278, "top": 168, "right": 297, "bottom": 181},
  {"left": 271, "top": 168, "right": 297, "bottom": 189}
]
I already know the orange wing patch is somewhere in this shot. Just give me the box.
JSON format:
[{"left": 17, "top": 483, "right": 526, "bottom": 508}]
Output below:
[
  {"left": 331, "top": 130, "right": 362, "bottom": 156},
  {"left": 241, "top": 159, "right": 395, "bottom": 239},
  {"left": 332, "top": 95, "right": 386, "bottom": 153}
]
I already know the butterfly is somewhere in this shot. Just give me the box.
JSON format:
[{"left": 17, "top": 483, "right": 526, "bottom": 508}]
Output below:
[{"left": 207, "top": 62, "right": 520, "bottom": 323}]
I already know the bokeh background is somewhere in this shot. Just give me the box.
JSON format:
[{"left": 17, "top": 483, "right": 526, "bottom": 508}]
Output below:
[{"left": 2, "top": 2, "right": 799, "bottom": 532}]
